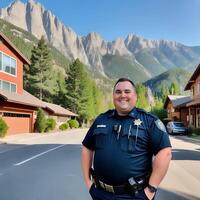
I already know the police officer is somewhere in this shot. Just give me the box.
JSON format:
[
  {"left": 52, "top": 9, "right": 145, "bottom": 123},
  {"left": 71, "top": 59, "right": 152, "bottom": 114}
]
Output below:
[{"left": 81, "top": 78, "right": 172, "bottom": 200}]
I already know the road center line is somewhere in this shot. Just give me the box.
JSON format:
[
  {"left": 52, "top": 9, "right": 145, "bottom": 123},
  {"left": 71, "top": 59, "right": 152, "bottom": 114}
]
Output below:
[{"left": 13, "top": 144, "right": 66, "bottom": 166}]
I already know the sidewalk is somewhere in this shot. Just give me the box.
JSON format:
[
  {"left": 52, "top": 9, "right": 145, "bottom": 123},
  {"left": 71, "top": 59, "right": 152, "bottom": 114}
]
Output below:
[
  {"left": 0, "top": 128, "right": 88, "bottom": 145},
  {"left": 173, "top": 135, "right": 200, "bottom": 146}
]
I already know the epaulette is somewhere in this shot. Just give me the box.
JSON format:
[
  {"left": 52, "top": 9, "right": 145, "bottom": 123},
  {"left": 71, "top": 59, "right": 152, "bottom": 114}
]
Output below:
[
  {"left": 136, "top": 108, "right": 157, "bottom": 119},
  {"left": 97, "top": 109, "right": 115, "bottom": 118}
]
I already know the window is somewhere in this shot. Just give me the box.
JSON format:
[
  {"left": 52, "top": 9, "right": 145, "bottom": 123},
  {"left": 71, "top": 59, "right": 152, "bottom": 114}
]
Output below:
[
  {"left": 0, "top": 51, "right": 16, "bottom": 76},
  {"left": 10, "top": 58, "right": 16, "bottom": 75},
  {"left": 0, "top": 79, "right": 17, "bottom": 93},
  {"left": 3, "top": 112, "right": 30, "bottom": 118},
  {"left": 2, "top": 81, "right": 10, "bottom": 91},
  {"left": 11, "top": 84, "right": 16, "bottom": 92}
]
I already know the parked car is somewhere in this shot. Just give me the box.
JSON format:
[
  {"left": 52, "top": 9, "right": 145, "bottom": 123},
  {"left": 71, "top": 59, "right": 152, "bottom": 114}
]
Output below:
[{"left": 166, "top": 121, "right": 188, "bottom": 135}]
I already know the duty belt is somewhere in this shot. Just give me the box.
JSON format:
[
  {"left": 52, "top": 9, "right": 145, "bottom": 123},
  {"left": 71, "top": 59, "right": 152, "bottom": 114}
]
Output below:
[{"left": 90, "top": 168, "right": 148, "bottom": 195}]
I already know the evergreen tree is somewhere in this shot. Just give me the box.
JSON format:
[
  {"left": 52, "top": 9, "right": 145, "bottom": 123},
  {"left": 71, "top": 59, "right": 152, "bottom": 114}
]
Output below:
[
  {"left": 151, "top": 97, "right": 167, "bottom": 120},
  {"left": 160, "top": 85, "right": 170, "bottom": 101},
  {"left": 136, "top": 83, "right": 149, "bottom": 110},
  {"left": 65, "top": 59, "right": 82, "bottom": 112},
  {"left": 35, "top": 108, "right": 46, "bottom": 133},
  {"left": 53, "top": 70, "right": 67, "bottom": 107},
  {"left": 24, "top": 36, "right": 56, "bottom": 100},
  {"left": 65, "top": 59, "right": 102, "bottom": 124},
  {"left": 169, "top": 81, "right": 180, "bottom": 95}
]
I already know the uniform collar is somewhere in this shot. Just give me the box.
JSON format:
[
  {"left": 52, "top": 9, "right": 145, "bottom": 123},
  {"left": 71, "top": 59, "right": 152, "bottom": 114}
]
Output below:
[{"left": 108, "top": 107, "right": 138, "bottom": 118}]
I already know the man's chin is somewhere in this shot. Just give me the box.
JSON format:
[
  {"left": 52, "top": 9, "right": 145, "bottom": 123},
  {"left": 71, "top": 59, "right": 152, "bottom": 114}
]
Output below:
[{"left": 117, "top": 108, "right": 131, "bottom": 115}]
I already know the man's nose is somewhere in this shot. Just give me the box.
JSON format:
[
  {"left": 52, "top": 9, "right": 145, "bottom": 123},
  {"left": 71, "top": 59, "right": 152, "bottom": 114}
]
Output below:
[{"left": 121, "top": 92, "right": 126, "bottom": 97}]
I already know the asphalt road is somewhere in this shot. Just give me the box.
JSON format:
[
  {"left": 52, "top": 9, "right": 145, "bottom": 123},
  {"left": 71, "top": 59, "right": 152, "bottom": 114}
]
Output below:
[
  {"left": 0, "top": 130, "right": 200, "bottom": 200},
  {"left": 0, "top": 130, "right": 90, "bottom": 200}
]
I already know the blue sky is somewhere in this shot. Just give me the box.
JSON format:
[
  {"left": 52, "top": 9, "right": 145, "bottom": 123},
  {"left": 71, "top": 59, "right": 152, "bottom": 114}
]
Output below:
[{"left": 0, "top": 0, "right": 200, "bottom": 46}]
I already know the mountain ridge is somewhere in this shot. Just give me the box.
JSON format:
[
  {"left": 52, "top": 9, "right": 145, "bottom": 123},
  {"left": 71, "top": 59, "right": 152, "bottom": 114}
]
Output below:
[{"left": 1, "top": 0, "right": 200, "bottom": 82}]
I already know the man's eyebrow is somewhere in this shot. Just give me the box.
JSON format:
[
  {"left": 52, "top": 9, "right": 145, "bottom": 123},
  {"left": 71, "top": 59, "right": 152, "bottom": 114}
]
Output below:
[{"left": 114, "top": 89, "right": 132, "bottom": 92}]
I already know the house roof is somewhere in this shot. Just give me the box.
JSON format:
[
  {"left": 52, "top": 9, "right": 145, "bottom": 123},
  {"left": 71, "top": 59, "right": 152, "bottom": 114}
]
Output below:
[
  {"left": 184, "top": 63, "right": 200, "bottom": 90},
  {"left": 164, "top": 95, "right": 192, "bottom": 109},
  {"left": 0, "top": 89, "right": 44, "bottom": 108},
  {"left": 0, "top": 31, "right": 31, "bottom": 65},
  {"left": 0, "top": 89, "right": 78, "bottom": 117},
  {"left": 186, "top": 98, "right": 200, "bottom": 107},
  {"left": 43, "top": 102, "right": 78, "bottom": 117}
]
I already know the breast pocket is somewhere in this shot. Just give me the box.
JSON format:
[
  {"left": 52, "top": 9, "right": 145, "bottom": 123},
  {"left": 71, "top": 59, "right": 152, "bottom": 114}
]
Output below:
[
  {"left": 93, "top": 128, "right": 109, "bottom": 149},
  {"left": 120, "top": 126, "right": 148, "bottom": 153}
]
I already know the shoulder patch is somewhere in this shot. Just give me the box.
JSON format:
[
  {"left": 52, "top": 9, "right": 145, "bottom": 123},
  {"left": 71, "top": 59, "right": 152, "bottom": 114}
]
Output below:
[{"left": 155, "top": 119, "right": 166, "bottom": 132}]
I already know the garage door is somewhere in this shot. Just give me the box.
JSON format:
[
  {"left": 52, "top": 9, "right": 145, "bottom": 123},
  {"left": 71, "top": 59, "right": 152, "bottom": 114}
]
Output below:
[{"left": 3, "top": 113, "right": 31, "bottom": 135}]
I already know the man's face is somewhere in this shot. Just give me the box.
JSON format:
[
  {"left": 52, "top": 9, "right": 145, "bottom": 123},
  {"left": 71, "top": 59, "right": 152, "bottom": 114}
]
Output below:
[{"left": 113, "top": 81, "right": 137, "bottom": 116}]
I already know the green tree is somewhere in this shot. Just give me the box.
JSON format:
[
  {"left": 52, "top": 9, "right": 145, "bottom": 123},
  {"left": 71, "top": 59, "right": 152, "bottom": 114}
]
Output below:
[
  {"left": 65, "top": 59, "right": 82, "bottom": 112},
  {"left": 53, "top": 70, "right": 67, "bottom": 107},
  {"left": 136, "top": 83, "right": 149, "bottom": 110},
  {"left": 24, "top": 36, "right": 56, "bottom": 100},
  {"left": 151, "top": 97, "right": 167, "bottom": 120},
  {"left": 160, "top": 85, "right": 170, "bottom": 102},
  {"left": 65, "top": 59, "right": 102, "bottom": 124},
  {"left": 169, "top": 81, "right": 180, "bottom": 95},
  {"left": 0, "top": 117, "right": 8, "bottom": 138},
  {"left": 35, "top": 108, "right": 46, "bottom": 133}
]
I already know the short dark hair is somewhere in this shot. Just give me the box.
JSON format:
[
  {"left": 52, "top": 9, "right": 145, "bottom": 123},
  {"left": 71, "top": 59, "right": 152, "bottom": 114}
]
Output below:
[{"left": 113, "top": 78, "right": 136, "bottom": 91}]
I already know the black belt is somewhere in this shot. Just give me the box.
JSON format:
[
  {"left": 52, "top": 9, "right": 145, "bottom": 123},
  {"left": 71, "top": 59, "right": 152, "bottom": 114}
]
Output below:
[{"left": 90, "top": 169, "right": 148, "bottom": 195}]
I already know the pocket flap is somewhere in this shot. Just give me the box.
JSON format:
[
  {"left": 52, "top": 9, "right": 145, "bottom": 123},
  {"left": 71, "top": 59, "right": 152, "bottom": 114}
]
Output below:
[
  {"left": 93, "top": 127, "right": 109, "bottom": 135},
  {"left": 122, "top": 124, "right": 146, "bottom": 137}
]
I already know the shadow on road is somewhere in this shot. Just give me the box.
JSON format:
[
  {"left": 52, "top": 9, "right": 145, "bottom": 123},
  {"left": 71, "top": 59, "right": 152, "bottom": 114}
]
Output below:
[
  {"left": 156, "top": 188, "right": 200, "bottom": 200},
  {"left": 172, "top": 148, "right": 200, "bottom": 161}
]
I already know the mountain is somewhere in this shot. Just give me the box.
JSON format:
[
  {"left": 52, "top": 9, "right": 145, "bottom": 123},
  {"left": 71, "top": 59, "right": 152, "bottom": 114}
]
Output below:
[
  {"left": 1, "top": 0, "right": 200, "bottom": 82},
  {"left": 144, "top": 68, "right": 192, "bottom": 95},
  {"left": 0, "top": 18, "right": 69, "bottom": 71}
]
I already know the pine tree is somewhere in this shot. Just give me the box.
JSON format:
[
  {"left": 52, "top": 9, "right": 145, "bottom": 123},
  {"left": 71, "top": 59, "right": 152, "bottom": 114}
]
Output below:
[
  {"left": 65, "top": 59, "right": 82, "bottom": 112},
  {"left": 65, "top": 59, "right": 102, "bottom": 124},
  {"left": 169, "top": 81, "right": 180, "bottom": 95},
  {"left": 24, "top": 36, "right": 56, "bottom": 100},
  {"left": 53, "top": 70, "right": 67, "bottom": 107},
  {"left": 136, "top": 83, "right": 149, "bottom": 110}
]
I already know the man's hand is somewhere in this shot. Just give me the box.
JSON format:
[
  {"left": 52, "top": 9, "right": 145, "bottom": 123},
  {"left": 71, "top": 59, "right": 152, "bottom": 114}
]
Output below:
[
  {"left": 144, "top": 187, "right": 155, "bottom": 200},
  {"left": 87, "top": 180, "right": 94, "bottom": 190}
]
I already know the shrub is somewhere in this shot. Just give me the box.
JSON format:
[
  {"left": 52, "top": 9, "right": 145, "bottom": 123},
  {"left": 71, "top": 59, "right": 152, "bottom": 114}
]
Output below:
[
  {"left": 45, "top": 118, "right": 56, "bottom": 132},
  {"left": 68, "top": 119, "right": 79, "bottom": 128},
  {"left": 0, "top": 117, "right": 8, "bottom": 138},
  {"left": 59, "top": 122, "right": 69, "bottom": 130},
  {"left": 188, "top": 127, "right": 200, "bottom": 136},
  {"left": 188, "top": 127, "right": 193, "bottom": 135},
  {"left": 35, "top": 108, "right": 46, "bottom": 133}
]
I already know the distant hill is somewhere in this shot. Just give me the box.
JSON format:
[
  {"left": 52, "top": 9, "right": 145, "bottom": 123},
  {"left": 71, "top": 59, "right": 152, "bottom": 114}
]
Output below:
[
  {"left": 144, "top": 68, "right": 192, "bottom": 95},
  {"left": 102, "top": 54, "right": 151, "bottom": 83}
]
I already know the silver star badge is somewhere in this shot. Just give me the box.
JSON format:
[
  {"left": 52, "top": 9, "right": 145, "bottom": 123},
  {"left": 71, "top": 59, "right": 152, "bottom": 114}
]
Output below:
[{"left": 134, "top": 119, "right": 142, "bottom": 126}]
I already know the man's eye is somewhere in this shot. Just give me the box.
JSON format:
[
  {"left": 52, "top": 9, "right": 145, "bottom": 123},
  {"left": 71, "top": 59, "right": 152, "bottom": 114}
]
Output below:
[
  {"left": 125, "top": 90, "right": 131, "bottom": 93},
  {"left": 115, "top": 90, "right": 121, "bottom": 94}
]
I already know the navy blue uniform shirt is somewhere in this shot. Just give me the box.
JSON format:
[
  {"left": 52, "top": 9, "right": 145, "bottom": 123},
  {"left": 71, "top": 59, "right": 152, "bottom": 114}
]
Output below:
[{"left": 82, "top": 108, "right": 171, "bottom": 185}]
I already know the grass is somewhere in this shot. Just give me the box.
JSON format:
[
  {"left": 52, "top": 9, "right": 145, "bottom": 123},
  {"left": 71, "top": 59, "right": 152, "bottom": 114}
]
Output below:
[{"left": 188, "top": 134, "right": 200, "bottom": 140}]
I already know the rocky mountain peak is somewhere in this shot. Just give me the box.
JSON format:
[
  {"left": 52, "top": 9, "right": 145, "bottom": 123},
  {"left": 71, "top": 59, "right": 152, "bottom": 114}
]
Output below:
[
  {"left": 84, "top": 32, "right": 104, "bottom": 48},
  {"left": 108, "top": 37, "right": 131, "bottom": 56},
  {"left": 1, "top": 0, "right": 199, "bottom": 80}
]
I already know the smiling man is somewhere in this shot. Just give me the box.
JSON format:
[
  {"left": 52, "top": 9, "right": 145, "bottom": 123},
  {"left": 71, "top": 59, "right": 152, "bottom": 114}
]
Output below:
[{"left": 81, "top": 78, "right": 172, "bottom": 200}]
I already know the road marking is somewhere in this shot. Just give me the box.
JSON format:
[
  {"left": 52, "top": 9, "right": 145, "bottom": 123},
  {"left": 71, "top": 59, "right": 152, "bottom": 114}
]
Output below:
[{"left": 13, "top": 144, "right": 66, "bottom": 166}]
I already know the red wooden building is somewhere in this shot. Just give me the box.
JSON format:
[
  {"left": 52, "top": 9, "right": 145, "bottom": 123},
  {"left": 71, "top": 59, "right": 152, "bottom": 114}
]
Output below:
[{"left": 0, "top": 31, "right": 77, "bottom": 135}]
